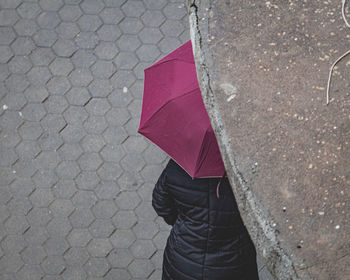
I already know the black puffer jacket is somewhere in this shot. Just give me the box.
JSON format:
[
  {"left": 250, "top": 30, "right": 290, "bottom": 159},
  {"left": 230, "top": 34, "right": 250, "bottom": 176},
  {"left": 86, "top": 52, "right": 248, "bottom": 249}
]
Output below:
[{"left": 153, "top": 159, "right": 259, "bottom": 280}]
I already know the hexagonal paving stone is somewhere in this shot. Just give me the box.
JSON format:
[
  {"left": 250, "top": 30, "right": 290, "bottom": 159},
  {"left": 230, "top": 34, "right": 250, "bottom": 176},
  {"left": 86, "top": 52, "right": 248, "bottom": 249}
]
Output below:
[
  {"left": 34, "top": 150, "right": 61, "bottom": 170},
  {"left": 41, "top": 255, "right": 65, "bottom": 275},
  {"left": 88, "top": 218, "right": 115, "bottom": 238},
  {"left": 115, "top": 191, "right": 141, "bottom": 210},
  {"left": 141, "top": 164, "right": 164, "bottom": 182},
  {"left": 26, "top": 207, "right": 52, "bottom": 227},
  {"left": 75, "top": 31, "right": 99, "bottom": 49},
  {"left": 11, "top": 37, "right": 36, "bottom": 56},
  {"left": 102, "top": 126, "right": 128, "bottom": 146},
  {"left": 39, "top": 0, "right": 64, "bottom": 11},
  {"left": 130, "top": 239, "right": 156, "bottom": 258},
  {"left": 110, "top": 229, "right": 136, "bottom": 248},
  {"left": 52, "top": 179, "right": 77, "bottom": 199},
  {"left": 97, "top": 24, "right": 121, "bottom": 41},
  {"left": 135, "top": 201, "right": 157, "bottom": 221},
  {"left": 16, "top": 264, "right": 44, "bottom": 280},
  {"left": 87, "top": 238, "right": 113, "bottom": 257},
  {"left": 58, "top": 4, "right": 82, "bottom": 21},
  {"left": 0, "top": 26, "right": 16, "bottom": 45},
  {"left": 83, "top": 115, "right": 108, "bottom": 134},
  {"left": 9, "top": 177, "right": 35, "bottom": 197},
  {"left": 99, "top": 7, "right": 124, "bottom": 24},
  {"left": 30, "top": 47, "right": 55, "bottom": 66},
  {"left": 121, "top": 153, "right": 145, "bottom": 173},
  {"left": 71, "top": 190, "right": 97, "bottom": 208},
  {"left": 119, "top": 17, "right": 143, "bottom": 34},
  {"left": 17, "top": 2, "right": 41, "bottom": 19},
  {"left": 69, "top": 68, "right": 93, "bottom": 86},
  {"left": 94, "top": 41, "right": 118, "bottom": 60},
  {"left": 139, "top": 27, "right": 163, "bottom": 44},
  {"left": 43, "top": 235, "right": 69, "bottom": 255},
  {"left": 43, "top": 95, "right": 68, "bottom": 114},
  {"left": 78, "top": 152, "right": 103, "bottom": 171},
  {"left": 49, "top": 199, "right": 75, "bottom": 217},
  {"left": 152, "top": 230, "right": 169, "bottom": 250},
  {"left": 88, "top": 79, "right": 113, "bottom": 98},
  {"left": 141, "top": 10, "right": 165, "bottom": 27},
  {"left": 62, "top": 106, "right": 88, "bottom": 125},
  {"left": 95, "top": 181, "right": 121, "bottom": 200},
  {"left": 105, "top": 107, "right": 130, "bottom": 126},
  {"left": 52, "top": 38, "right": 78, "bottom": 57},
  {"left": 107, "top": 248, "right": 133, "bottom": 268},
  {"left": 116, "top": 34, "right": 140, "bottom": 51},
  {"left": 105, "top": 269, "right": 131, "bottom": 280},
  {"left": 5, "top": 74, "right": 29, "bottom": 92},
  {"left": 112, "top": 210, "right": 137, "bottom": 229},
  {"left": 33, "top": 29, "right": 58, "bottom": 47},
  {"left": 90, "top": 60, "right": 116, "bottom": 78},
  {"left": 143, "top": 143, "right": 168, "bottom": 164},
  {"left": 85, "top": 98, "right": 111, "bottom": 116},
  {"left": 21, "top": 246, "right": 47, "bottom": 265},
  {"left": 137, "top": 182, "right": 154, "bottom": 202},
  {"left": 122, "top": 136, "right": 147, "bottom": 154},
  {"left": 65, "top": 87, "right": 91, "bottom": 105},
  {"left": 1, "top": 234, "right": 27, "bottom": 254},
  {"left": 143, "top": 0, "right": 167, "bottom": 9},
  {"left": 7, "top": 196, "right": 32, "bottom": 216},
  {"left": 100, "top": 144, "right": 125, "bottom": 163},
  {"left": 27, "top": 66, "right": 52, "bottom": 86},
  {"left": 136, "top": 44, "right": 160, "bottom": 62},
  {"left": 32, "top": 169, "right": 59, "bottom": 190},
  {"left": 114, "top": 52, "right": 138, "bottom": 70},
  {"left": 117, "top": 170, "right": 144, "bottom": 191},
  {"left": 80, "top": 0, "right": 104, "bottom": 14},
  {"left": 110, "top": 70, "right": 136, "bottom": 89},
  {"left": 60, "top": 124, "right": 86, "bottom": 143},
  {"left": 23, "top": 226, "right": 49, "bottom": 245},
  {"left": 160, "top": 19, "right": 185, "bottom": 37},
  {"left": 92, "top": 199, "right": 118, "bottom": 218},
  {"left": 77, "top": 14, "right": 102, "bottom": 31},
  {"left": 49, "top": 57, "right": 74, "bottom": 76},
  {"left": 75, "top": 170, "right": 100, "bottom": 190},
  {"left": 15, "top": 140, "right": 41, "bottom": 160},
  {"left": 0, "top": 253, "right": 23, "bottom": 275},
  {"left": 57, "top": 143, "right": 83, "bottom": 161},
  {"left": 80, "top": 134, "right": 105, "bottom": 153},
  {"left": 69, "top": 208, "right": 95, "bottom": 228},
  {"left": 128, "top": 259, "right": 154, "bottom": 278},
  {"left": 0, "top": 46, "right": 13, "bottom": 63},
  {"left": 64, "top": 247, "right": 90, "bottom": 266},
  {"left": 84, "top": 257, "right": 110, "bottom": 278},
  {"left": 4, "top": 215, "right": 30, "bottom": 234},
  {"left": 8, "top": 56, "right": 32, "bottom": 74},
  {"left": 133, "top": 220, "right": 159, "bottom": 239},
  {"left": 67, "top": 228, "right": 92, "bottom": 247},
  {"left": 29, "top": 188, "right": 55, "bottom": 207},
  {"left": 37, "top": 11, "right": 61, "bottom": 29}
]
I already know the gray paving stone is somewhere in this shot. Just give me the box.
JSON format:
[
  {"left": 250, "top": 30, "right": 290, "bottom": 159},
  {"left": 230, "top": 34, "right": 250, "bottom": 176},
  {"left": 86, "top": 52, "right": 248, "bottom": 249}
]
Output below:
[
  {"left": 0, "top": 253, "right": 23, "bottom": 274},
  {"left": 56, "top": 21, "right": 80, "bottom": 39},
  {"left": 40, "top": 113, "right": 66, "bottom": 133},
  {"left": 9, "top": 177, "right": 35, "bottom": 197},
  {"left": 152, "top": 230, "right": 169, "bottom": 250},
  {"left": 139, "top": 27, "right": 163, "bottom": 44},
  {"left": 151, "top": 249, "right": 163, "bottom": 269},
  {"left": 116, "top": 34, "right": 141, "bottom": 51},
  {"left": 69, "top": 68, "right": 93, "bottom": 87},
  {"left": 112, "top": 210, "right": 137, "bottom": 229},
  {"left": 81, "top": 134, "right": 105, "bottom": 152},
  {"left": 128, "top": 259, "right": 154, "bottom": 278},
  {"left": 80, "top": 0, "right": 104, "bottom": 14},
  {"left": 27, "top": 66, "right": 52, "bottom": 86},
  {"left": 27, "top": 207, "right": 52, "bottom": 227},
  {"left": 52, "top": 39, "right": 78, "bottom": 57},
  {"left": 1, "top": 234, "right": 27, "bottom": 254},
  {"left": 23, "top": 226, "right": 49, "bottom": 245},
  {"left": 34, "top": 150, "right": 61, "bottom": 170},
  {"left": 0, "top": 9, "right": 19, "bottom": 26},
  {"left": 119, "top": 17, "right": 143, "bottom": 34},
  {"left": 57, "top": 143, "right": 83, "bottom": 161},
  {"left": 107, "top": 248, "right": 133, "bottom": 268},
  {"left": 115, "top": 191, "right": 140, "bottom": 210},
  {"left": 30, "top": 48, "right": 56, "bottom": 67},
  {"left": 12, "top": 158, "right": 37, "bottom": 178},
  {"left": 29, "top": 188, "right": 54, "bottom": 207},
  {"left": 69, "top": 208, "right": 95, "bottom": 228},
  {"left": 84, "top": 257, "right": 110, "bottom": 277},
  {"left": 90, "top": 60, "right": 116, "bottom": 78},
  {"left": 78, "top": 152, "right": 103, "bottom": 171},
  {"left": 32, "top": 169, "right": 59, "bottom": 189},
  {"left": 127, "top": 99, "right": 142, "bottom": 119},
  {"left": 100, "top": 144, "right": 125, "bottom": 163},
  {"left": 0, "top": 46, "right": 13, "bottom": 63},
  {"left": 122, "top": 135, "right": 147, "bottom": 154},
  {"left": 102, "top": 126, "right": 128, "bottom": 145},
  {"left": 103, "top": 0, "right": 127, "bottom": 7},
  {"left": 97, "top": 24, "right": 121, "bottom": 41},
  {"left": 135, "top": 201, "right": 157, "bottom": 221},
  {"left": 94, "top": 42, "right": 118, "bottom": 60},
  {"left": 67, "top": 228, "right": 92, "bottom": 247},
  {"left": 8, "top": 56, "right": 32, "bottom": 74},
  {"left": 44, "top": 235, "right": 69, "bottom": 255},
  {"left": 33, "top": 29, "right": 58, "bottom": 47},
  {"left": 14, "top": 18, "right": 39, "bottom": 36},
  {"left": 55, "top": 160, "right": 81, "bottom": 179},
  {"left": 88, "top": 79, "right": 113, "bottom": 98},
  {"left": 49, "top": 57, "right": 74, "bottom": 76},
  {"left": 95, "top": 180, "right": 121, "bottom": 200},
  {"left": 117, "top": 170, "right": 143, "bottom": 191},
  {"left": 15, "top": 140, "right": 41, "bottom": 160},
  {"left": 105, "top": 268, "right": 131, "bottom": 280},
  {"left": 62, "top": 106, "right": 88, "bottom": 125},
  {"left": 71, "top": 49, "right": 96, "bottom": 68},
  {"left": 136, "top": 44, "right": 160, "bottom": 62},
  {"left": 41, "top": 255, "right": 66, "bottom": 275},
  {"left": 137, "top": 183, "right": 153, "bottom": 202},
  {"left": 58, "top": 4, "right": 82, "bottom": 21},
  {"left": 133, "top": 220, "right": 159, "bottom": 239},
  {"left": 71, "top": 190, "right": 97, "bottom": 208},
  {"left": 87, "top": 238, "right": 113, "bottom": 257},
  {"left": 0, "top": 145, "right": 18, "bottom": 167},
  {"left": 21, "top": 245, "right": 47, "bottom": 265},
  {"left": 61, "top": 266, "right": 87, "bottom": 280},
  {"left": 16, "top": 264, "right": 44, "bottom": 280},
  {"left": 140, "top": 164, "right": 164, "bottom": 183},
  {"left": 64, "top": 247, "right": 90, "bottom": 266},
  {"left": 16, "top": 2, "right": 41, "bottom": 19},
  {"left": 37, "top": 11, "right": 61, "bottom": 29},
  {"left": 60, "top": 124, "right": 86, "bottom": 142},
  {"left": 75, "top": 170, "right": 100, "bottom": 190},
  {"left": 107, "top": 89, "right": 133, "bottom": 108},
  {"left": 37, "top": 131, "right": 63, "bottom": 151},
  {"left": 4, "top": 214, "right": 29, "bottom": 234},
  {"left": 44, "top": 95, "right": 68, "bottom": 114},
  {"left": 110, "top": 229, "right": 135, "bottom": 248},
  {"left": 121, "top": 153, "right": 145, "bottom": 172},
  {"left": 83, "top": 115, "right": 108, "bottom": 134},
  {"left": 52, "top": 179, "right": 77, "bottom": 199},
  {"left": 92, "top": 199, "right": 117, "bottom": 218},
  {"left": 110, "top": 69, "right": 136, "bottom": 89},
  {"left": 114, "top": 52, "right": 138, "bottom": 70},
  {"left": 143, "top": 0, "right": 167, "bottom": 10},
  {"left": 99, "top": 7, "right": 124, "bottom": 24},
  {"left": 49, "top": 199, "right": 75, "bottom": 217},
  {"left": 85, "top": 98, "right": 111, "bottom": 116},
  {"left": 75, "top": 31, "right": 99, "bottom": 49},
  {"left": 77, "top": 14, "right": 102, "bottom": 31},
  {"left": 141, "top": 10, "right": 165, "bottom": 28},
  {"left": 121, "top": 1, "right": 145, "bottom": 17},
  {"left": 0, "top": 63, "right": 10, "bottom": 81},
  {"left": 105, "top": 107, "right": 130, "bottom": 126},
  {"left": 47, "top": 216, "right": 72, "bottom": 237},
  {"left": 0, "top": 26, "right": 16, "bottom": 45},
  {"left": 88, "top": 218, "right": 115, "bottom": 238},
  {"left": 5, "top": 74, "right": 29, "bottom": 92},
  {"left": 0, "top": 92, "right": 26, "bottom": 111},
  {"left": 39, "top": 0, "right": 64, "bottom": 11},
  {"left": 66, "top": 87, "right": 91, "bottom": 105},
  {"left": 130, "top": 239, "right": 156, "bottom": 258},
  {"left": 0, "top": 0, "right": 22, "bottom": 9}
]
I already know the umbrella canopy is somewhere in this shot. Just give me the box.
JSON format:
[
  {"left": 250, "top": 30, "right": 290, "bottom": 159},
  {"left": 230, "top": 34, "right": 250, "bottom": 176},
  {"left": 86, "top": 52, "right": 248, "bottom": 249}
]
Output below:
[{"left": 138, "top": 40, "right": 225, "bottom": 178}]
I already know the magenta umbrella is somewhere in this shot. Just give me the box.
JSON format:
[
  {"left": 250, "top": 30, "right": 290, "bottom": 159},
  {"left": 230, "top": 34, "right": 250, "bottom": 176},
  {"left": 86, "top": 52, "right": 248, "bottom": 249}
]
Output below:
[{"left": 138, "top": 40, "right": 225, "bottom": 178}]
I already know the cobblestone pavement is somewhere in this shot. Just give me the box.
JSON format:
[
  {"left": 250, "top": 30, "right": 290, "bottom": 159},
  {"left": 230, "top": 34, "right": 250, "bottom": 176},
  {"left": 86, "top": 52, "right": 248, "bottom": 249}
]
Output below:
[{"left": 0, "top": 0, "right": 273, "bottom": 279}]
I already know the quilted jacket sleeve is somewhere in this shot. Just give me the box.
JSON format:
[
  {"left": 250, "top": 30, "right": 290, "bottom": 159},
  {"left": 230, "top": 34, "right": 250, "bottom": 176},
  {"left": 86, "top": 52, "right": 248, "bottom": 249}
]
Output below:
[{"left": 152, "top": 169, "right": 178, "bottom": 226}]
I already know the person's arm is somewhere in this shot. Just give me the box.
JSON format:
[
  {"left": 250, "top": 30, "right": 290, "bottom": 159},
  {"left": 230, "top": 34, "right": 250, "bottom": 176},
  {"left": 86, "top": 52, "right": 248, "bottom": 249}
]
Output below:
[{"left": 152, "top": 169, "right": 177, "bottom": 226}]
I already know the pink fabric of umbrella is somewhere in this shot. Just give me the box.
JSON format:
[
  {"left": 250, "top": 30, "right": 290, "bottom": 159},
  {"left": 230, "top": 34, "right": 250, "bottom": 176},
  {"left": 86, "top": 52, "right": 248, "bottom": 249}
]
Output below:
[{"left": 138, "top": 40, "right": 225, "bottom": 178}]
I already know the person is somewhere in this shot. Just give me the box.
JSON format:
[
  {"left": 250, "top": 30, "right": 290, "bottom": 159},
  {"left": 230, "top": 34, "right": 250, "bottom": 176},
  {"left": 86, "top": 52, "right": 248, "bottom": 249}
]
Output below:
[{"left": 152, "top": 158, "right": 259, "bottom": 280}]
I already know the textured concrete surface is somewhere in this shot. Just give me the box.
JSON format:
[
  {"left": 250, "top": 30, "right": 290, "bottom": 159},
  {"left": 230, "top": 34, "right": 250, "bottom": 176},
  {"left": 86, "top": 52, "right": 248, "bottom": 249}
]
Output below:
[
  {"left": 188, "top": 0, "right": 350, "bottom": 279},
  {"left": 0, "top": 0, "right": 270, "bottom": 279}
]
